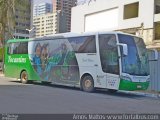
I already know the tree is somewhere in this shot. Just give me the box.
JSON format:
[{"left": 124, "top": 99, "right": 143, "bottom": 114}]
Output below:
[
  {"left": 0, "top": 0, "right": 30, "bottom": 72},
  {"left": 0, "top": 0, "right": 28, "bottom": 43}
]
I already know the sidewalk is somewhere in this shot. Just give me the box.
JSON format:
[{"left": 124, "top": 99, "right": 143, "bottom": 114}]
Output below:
[
  {"left": 0, "top": 74, "right": 23, "bottom": 85},
  {"left": 0, "top": 71, "right": 4, "bottom": 77},
  {"left": 123, "top": 90, "right": 160, "bottom": 99}
]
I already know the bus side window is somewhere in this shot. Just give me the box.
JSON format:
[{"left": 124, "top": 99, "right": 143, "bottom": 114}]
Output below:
[
  {"left": 8, "top": 43, "right": 14, "bottom": 54},
  {"left": 13, "top": 47, "right": 18, "bottom": 54},
  {"left": 78, "top": 36, "right": 96, "bottom": 53},
  {"left": 68, "top": 36, "right": 96, "bottom": 53},
  {"left": 7, "top": 44, "right": 11, "bottom": 54},
  {"left": 18, "top": 42, "right": 28, "bottom": 54},
  {"left": 99, "top": 34, "right": 119, "bottom": 74}
]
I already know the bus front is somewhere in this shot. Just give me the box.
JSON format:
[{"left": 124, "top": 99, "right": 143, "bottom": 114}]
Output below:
[{"left": 118, "top": 34, "right": 150, "bottom": 91}]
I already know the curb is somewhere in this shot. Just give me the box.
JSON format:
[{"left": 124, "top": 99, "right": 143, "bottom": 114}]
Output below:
[
  {"left": 0, "top": 74, "right": 4, "bottom": 77},
  {"left": 122, "top": 90, "right": 160, "bottom": 98}
]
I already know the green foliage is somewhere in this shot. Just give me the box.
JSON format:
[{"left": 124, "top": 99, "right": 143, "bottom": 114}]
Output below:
[
  {"left": 0, "top": 0, "right": 30, "bottom": 44},
  {"left": 0, "top": 0, "right": 30, "bottom": 65}
]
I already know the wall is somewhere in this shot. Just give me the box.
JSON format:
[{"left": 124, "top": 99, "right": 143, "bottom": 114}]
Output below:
[
  {"left": 149, "top": 52, "right": 160, "bottom": 92},
  {"left": 71, "top": 0, "right": 154, "bottom": 33}
]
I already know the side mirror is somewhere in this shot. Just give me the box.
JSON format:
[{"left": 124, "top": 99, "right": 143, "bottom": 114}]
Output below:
[
  {"left": 148, "top": 49, "right": 158, "bottom": 61},
  {"left": 117, "top": 43, "right": 128, "bottom": 56}
]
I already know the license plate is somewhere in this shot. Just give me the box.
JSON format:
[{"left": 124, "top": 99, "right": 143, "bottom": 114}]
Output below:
[{"left": 137, "top": 85, "right": 142, "bottom": 88}]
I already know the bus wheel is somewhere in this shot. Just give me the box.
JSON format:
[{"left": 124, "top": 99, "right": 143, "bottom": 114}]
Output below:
[
  {"left": 81, "top": 75, "right": 95, "bottom": 92},
  {"left": 20, "top": 71, "right": 28, "bottom": 84}
]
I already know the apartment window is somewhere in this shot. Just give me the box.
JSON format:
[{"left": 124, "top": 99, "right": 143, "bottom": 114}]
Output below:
[
  {"left": 155, "top": 22, "right": 160, "bottom": 40},
  {"left": 124, "top": 2, "right": 139, "bottom": 19},
  {"left": 155, "top": 0, "right": 160, "bottom": 14}
]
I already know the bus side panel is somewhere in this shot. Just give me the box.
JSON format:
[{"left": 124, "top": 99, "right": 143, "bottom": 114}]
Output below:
[
  {"left": 28, "top": 39, "right": 80, "bottom": 85},
  {"left": 75, "top": 54, "right": 98, "bottom": 86},
  {"left": 23, "top": 55, "right": 41, "bottom": 81},
  {"left": 5, "top": 54, "right": 28, "bottom": 79},
  {"left": 4, "top": 42, "right": 41, "bottom": 81}
]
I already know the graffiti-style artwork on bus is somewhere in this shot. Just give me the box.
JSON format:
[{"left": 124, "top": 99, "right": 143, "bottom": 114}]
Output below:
[{"left": 28, "top": 39, "right": 80, "bottom": 84}]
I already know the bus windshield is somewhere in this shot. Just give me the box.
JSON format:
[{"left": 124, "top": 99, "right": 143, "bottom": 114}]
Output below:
[{"left": 118, "top": 34, "right": 149, "bottom": 76}]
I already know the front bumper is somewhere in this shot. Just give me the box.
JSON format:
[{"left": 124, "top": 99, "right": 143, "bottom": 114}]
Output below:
[{"left": 119, "top": 79, "right": 149, "bottom": 91}]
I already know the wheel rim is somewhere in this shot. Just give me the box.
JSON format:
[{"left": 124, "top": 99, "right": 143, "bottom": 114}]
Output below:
[
  {"left": 84, "top": 79, "right": 92, "bottom": 88},
  {"left": 22, "top": 72, "right": 27, "bottom": 81}
]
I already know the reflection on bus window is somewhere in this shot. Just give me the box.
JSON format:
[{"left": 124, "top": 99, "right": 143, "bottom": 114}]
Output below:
[
  {"left": 99, "top": 34, "right": 119, "bottom": 74},
  {"left": 68, "top": 35, "right": 96, "bottom": 53},
  {"left": 118, "top": 34, "right": 149, "bottom": 76},
  {"left": 8, "top": 42, "right": 28, "bottom": 54}
]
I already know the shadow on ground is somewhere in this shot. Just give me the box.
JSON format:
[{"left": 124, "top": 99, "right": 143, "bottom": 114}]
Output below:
[
  {"left": 8, "top": 79, "right": 155, "bottom": 100},
  {"left": 14, "top": 80, "right": 149, "bottom": 100}
]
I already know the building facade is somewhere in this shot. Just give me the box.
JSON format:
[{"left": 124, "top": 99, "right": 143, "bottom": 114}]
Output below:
[
  {"left": 33, "top": 11, "right": 67, "bottom": 37},
  {"left": 71, "top": 0, "right": 160, "bottom": 48},
  {"left": 33, "top": 3, "right": 53, "bottom": 17},
  {"left": 14, "top": 0, "right": 32, "bottom": 39},
  {"left": 53, "top": 0, "right": 77, "bottom": 32}
]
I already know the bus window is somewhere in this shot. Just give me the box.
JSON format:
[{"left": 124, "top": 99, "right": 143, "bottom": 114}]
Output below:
[
  {"left": 68, "top": 35, "right": 96, "bottom": 53},
  {"left": 8, "top": 43, "right": 14, "bottom": 54},
  {"left": 99, "top": 34, "right": 119, "bottom": 74},
  {"left": 8, "top": 42, "right": 28, "bottom": 54},
  {"left": 18, "top": 42, "right": 28, "bottom": 54}
]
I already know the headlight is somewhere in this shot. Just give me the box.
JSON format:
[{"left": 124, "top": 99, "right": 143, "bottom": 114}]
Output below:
[{"left": 121, "top": 76, "right": 132, "bottom": 81}]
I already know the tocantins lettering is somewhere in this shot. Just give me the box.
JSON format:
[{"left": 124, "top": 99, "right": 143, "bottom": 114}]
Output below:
[{"left": 8, "top": 56, "right": 26, "bottom": 63}]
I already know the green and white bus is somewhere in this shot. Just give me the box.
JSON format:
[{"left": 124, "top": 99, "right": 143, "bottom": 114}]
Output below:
[{"left": 5, "top": 31, "right": 150, "bottom": 92}]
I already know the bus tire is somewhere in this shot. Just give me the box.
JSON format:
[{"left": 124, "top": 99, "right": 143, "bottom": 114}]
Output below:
[
  {"left": 81, "top": 75, "right": 95, "bottom": 92},
  {"left": 20, "top": 71, "right": 28, "bottom": 84}
]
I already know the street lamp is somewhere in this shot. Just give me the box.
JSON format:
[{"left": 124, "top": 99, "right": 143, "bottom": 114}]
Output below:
[{"left": 26, "top": 26, "right": 36, "bottom": 38}]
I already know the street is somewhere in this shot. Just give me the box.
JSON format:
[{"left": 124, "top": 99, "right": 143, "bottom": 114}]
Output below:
[{"left": 0, "top": 76, "right": 160, "bottom": 114}]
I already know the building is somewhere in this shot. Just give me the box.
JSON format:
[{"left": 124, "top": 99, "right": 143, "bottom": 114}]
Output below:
[
  {"left": 71, "top": 0, "right": 160, "bottom": 48},
  {"left": 14, "top": 0, "right": 32, "bottom": 39},
  {"left": 33, "top": 11, "right": 67, "bottom": 37},
  {"left": 52, "top": 0, "right": 77, "bottom": 32},
  {"left": 33, "top": 3, "right": 53, "bottom": 17}
]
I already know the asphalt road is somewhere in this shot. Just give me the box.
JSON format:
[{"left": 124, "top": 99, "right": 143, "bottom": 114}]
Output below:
[{"left": 0, "top": 76, "right": 160, "bottom": 114}]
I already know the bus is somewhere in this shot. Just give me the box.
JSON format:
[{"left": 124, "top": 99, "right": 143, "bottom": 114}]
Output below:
[{"left": 5, "top": 31, "right": 150, "bottom": 92}]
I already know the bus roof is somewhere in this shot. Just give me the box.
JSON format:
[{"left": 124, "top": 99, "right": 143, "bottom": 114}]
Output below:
[
  {"left": 6, "top": 31, "right": 141, "bottom": 44},
  {"left": 7, "top": 39, "right": 29, "bottom": 43}
]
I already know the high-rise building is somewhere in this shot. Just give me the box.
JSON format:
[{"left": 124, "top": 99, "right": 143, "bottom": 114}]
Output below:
[
  {"left": 14, "top": 0, "right": 32, "bottom": 39},
  {"left": 33, "top": 3, "right": 53, "bottom": 17},
  {"left": 52, "top": 0, "right": 77, "bottom": 32},
  {"left": 33, "top": 11, "right": 67, "bottom": 37}
]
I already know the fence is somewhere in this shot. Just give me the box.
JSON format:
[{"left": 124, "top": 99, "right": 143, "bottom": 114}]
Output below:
[{"left": 149, "top": 52, "right": 160, "bottom": 92}]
